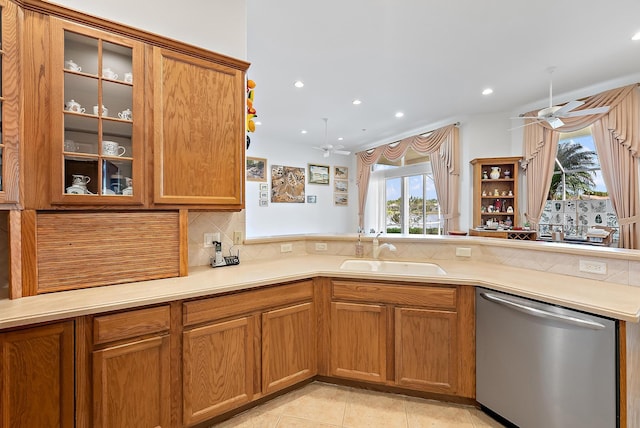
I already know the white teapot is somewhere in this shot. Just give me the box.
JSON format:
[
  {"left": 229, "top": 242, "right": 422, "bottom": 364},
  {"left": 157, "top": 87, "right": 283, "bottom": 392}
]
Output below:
[
  {"left": 489, "top": 166, "right": 501, "bottom": 179},
  {"left": 64, "top": 59, "right": 81, "bottom": 72},
  {"left": 65, "top": 99, "right": 85, "bottom": 113}
]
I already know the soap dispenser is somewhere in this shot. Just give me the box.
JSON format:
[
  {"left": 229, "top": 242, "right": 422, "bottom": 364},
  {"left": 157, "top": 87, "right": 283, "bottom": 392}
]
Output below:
[{"left": 355, "top": 234, "right": 364, "bottom": 258}]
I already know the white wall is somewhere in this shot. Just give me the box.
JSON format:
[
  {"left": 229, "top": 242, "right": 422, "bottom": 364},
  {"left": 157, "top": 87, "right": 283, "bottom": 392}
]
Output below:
[
  {"left": 46, "top": 0, "right": 247, "bottom": 59},
  {"left": 245, "top": 138, "right": 358, "bottom": 237}
]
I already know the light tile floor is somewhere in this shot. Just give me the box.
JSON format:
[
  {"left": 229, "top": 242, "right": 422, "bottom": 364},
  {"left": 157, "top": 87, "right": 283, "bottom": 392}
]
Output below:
[{"left": 213, "top": 382, "right": 506, "bottom": 428}]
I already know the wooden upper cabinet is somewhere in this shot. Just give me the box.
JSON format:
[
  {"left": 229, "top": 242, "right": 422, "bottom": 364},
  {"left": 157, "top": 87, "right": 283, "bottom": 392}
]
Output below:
[
  {"left": 47, "top": 18, "right": 145, "bottom": 206},
  {"left": 0, "top": 0, "right": 20, "bottom": 207},
  {"left": 152, "top": 47, "right": 245, "bottom": 208}
]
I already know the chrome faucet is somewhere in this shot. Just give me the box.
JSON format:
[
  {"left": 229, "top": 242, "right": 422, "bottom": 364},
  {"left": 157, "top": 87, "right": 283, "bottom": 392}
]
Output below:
[{"left": 372, "top": 232, "right": 397, "bottom": 259}]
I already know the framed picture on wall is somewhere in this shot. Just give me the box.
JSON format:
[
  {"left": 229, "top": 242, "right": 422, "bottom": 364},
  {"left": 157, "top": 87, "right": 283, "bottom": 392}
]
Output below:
[
  {"left": 271, "top": 165, "right": 305, "bottom": 203},
  {"left": 246, "top": 157, "right": 267, "bottom": 182},
  {"left": 334, "top": 193, "right": 348, "bottom": 206},
  {"left": 334, "top": 166, "right": 348, "bottom": 179},
  {"left": 334, "top": 179, "right": 348, "bottom": 193},
  {"left": 308, "top": 164, "right": 330, "bottom": 185}
]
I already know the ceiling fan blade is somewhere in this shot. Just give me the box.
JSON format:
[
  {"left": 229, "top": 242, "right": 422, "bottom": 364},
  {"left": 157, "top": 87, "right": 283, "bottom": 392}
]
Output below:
[
  {"left": 554, "top": 100, "right": 584, "bottom": 116},
  {"left": 561, "top": 106, "right": 610, "bottom": 118},
  {"left": 334, "top": 150, "right": 351, "bottom": 155},
  {"left": 508, "top": 121, "right": 540, "bottom": 131},
  {"left": 510, "top": 116, "right": 539, "bottom": 119}
]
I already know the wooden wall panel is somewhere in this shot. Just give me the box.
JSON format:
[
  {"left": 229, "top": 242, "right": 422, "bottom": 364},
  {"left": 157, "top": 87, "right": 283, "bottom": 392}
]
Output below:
[{"left": 33, "top": 211, "right": 180, "bottom": 294}]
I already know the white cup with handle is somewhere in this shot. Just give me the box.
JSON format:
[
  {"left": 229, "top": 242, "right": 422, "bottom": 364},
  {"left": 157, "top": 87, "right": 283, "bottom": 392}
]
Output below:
[{"left": 102, "top": 140, "right": 126, "bottom": 157}]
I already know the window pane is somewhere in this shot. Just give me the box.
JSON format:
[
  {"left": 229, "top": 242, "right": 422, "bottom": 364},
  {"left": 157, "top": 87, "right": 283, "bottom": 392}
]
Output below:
[
  {"left": 408, "top": 175, "right": 424, "bottom": 234},
  {"left": 542, "top": 127, "right": 618, "bottom": 246},
  {"left": 386, "top": 177, "right": 401, "bottom": 233}
]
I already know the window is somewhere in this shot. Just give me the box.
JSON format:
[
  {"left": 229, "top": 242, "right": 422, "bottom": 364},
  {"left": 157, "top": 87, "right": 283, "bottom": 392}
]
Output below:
[
  {"left": 539, "top": 126, "right": 618, "bottom": 244},
  {"left": 368, "top": 148, "right": 441, "bottom": 235}
]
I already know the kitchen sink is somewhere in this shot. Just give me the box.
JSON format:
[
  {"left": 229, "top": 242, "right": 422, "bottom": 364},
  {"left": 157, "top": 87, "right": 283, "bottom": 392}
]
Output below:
[{"left": 339, "top": 259, "right": 447, "bottom": 276}]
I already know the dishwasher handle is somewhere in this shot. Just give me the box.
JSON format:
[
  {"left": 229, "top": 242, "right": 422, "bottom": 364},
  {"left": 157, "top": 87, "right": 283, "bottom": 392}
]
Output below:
[{"left": 479, "top": 292, "right": 606, "bottom": 330}]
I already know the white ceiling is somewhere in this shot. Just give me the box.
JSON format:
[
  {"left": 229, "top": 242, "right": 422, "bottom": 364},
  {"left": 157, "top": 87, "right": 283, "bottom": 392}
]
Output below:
[{"left": 246, "top": 0, "right": 640, "bottom": 152}]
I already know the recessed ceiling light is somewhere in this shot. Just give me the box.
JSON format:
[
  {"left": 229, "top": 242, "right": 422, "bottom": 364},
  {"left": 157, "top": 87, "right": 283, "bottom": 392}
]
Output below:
[
  {"left": 294, "top": 80, "right": 304, "bottom": 88},
  {"left": 482, "top": 88, "right": 494, "bottom": 95},
  {"left": 632, "top": 31, "right": 640, "bottom": 41},
  {"left": 338, "top": 137, "right": 344, "bottom": 141},
  {"left": 352, "top": 99, "right": 362, "bottom": 105},
  {"left": 254, "top": 121, "right": 262, "bottom": 126},
  {"left": 301, "top": 130, "right": 307, "bottom": 134},
  {"left": 395, "top": 112, "right": 404, "bottom": 118}
]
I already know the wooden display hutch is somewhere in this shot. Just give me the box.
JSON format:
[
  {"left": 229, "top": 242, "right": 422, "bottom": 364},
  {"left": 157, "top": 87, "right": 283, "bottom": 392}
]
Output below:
[{"left": 469, "top": 156, "right": 536, "bottom": 240}]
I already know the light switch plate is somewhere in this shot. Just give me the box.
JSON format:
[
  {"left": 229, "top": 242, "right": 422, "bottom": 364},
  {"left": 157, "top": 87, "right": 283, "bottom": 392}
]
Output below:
[
  {"left": 315, "top": 243, "right": 328, "bottom": 251},
  {"left": 579, "top": 259, "right": 607, "bottom": 275},
  {"left": 204, "top": 232, "right": 220, "bottom": 248},
  {"left": 233, "top": 231, "right": 243, "bottom": 245},
  {"left": 456, "top": 247, "right": 472, "bottom": 257},
  {"left": 281, "top": 243, "right": 293, "bottom": 253}
]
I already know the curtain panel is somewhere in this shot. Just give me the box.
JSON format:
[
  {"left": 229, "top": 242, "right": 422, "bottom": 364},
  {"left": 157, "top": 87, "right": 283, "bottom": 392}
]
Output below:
[
  {"left": 521, "top": 84, "right": 640, "bottom": 248},
  {"left": 356, "top": 124, "right": 460, "bottom": 233}
]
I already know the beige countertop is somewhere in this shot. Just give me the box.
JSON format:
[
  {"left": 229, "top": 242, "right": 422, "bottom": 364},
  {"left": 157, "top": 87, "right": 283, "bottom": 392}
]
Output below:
[{"left": 1, "top": 255, "right": 640, "bottom": 330}]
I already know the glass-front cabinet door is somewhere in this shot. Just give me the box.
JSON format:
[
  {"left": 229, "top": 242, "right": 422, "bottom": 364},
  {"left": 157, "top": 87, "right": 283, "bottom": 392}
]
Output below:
[
  {"left": 0, "top": 0, "right": 19, "bottom": 206},
  {"left": 50, "top": 19, "right": 144, "bottom": 205}
]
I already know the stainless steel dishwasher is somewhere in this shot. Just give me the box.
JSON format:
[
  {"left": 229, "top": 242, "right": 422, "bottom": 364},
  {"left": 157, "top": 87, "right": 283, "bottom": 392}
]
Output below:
[{"left": 476, "top": 287, "right": 618, "bottom": 428}]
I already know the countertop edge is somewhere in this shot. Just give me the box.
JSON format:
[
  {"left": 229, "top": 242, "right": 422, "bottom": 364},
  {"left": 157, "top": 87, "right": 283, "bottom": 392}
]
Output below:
[{"left": 1, "top": 255, "right": 639, "bottom": 330}]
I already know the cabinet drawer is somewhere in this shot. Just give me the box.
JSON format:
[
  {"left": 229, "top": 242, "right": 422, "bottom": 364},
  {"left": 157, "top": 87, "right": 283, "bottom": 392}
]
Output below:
[
  {"left": 93, "top": 305, "right": 171, "bottom": 345},
  {"left": 332, "top": 280, "right": 457, "bottom": 310},
  {"left": 183, "top": 281, "right": 313, "bottom": 327}
]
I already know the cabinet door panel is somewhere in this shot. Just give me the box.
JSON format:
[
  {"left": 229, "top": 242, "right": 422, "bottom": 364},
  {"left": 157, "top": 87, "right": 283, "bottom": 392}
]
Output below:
[
  {"left": 0, "top": 0, "right": 20, "bottom": 206},
  {"left": 330, "top": 302, "right": 387, "bottom": 383},
  {"left": 182, "top": 316, "right": 254, "bottom": 425},
  {"left": 153, "top": 48, "right": 244, "bottom": 206},
  {"left": 0, "top": 321, "right": 74, "bottom": 428},
  {"left": 93, "top": 335, "right": 171, "bottom": 428},
  {"left": 395, "top": 307, "right": 458, "bottom": 394},
  {"left": 262, "top": 302, "right": 316, "bottom": 394}
]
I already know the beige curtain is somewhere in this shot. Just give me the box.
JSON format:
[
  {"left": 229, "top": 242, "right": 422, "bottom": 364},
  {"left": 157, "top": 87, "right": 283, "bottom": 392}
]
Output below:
[
  {"left": 521, "top": 123, "right": 559, "bottom": 227},
  {"left": 521, "top": 84, "right": 640, "bottom": 248},
  {"left": 356, "top": 124, "right": 460, "bottom": 233},
  {"left": 591, "top": 86, "right": 640, "bottom": 248}
]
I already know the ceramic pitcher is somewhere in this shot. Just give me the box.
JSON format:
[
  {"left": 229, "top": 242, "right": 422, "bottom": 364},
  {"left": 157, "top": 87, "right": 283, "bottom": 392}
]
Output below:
[{"left": 489, "top": 166, "right": 501, "bottom": 179}]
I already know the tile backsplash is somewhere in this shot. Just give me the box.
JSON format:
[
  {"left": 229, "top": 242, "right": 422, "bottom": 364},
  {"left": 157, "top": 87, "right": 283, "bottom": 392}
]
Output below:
[{"left": 188, "top": 211, "right": 638, "bottom": 287}]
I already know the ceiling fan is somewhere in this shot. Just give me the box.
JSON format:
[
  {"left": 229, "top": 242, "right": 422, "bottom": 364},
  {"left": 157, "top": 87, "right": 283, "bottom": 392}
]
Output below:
[
  {"left": 313, "top": 118, "right": 351, "bottom": 158},
  {"left": 511, "top": 67, "right": 610, "bottom": 130}
]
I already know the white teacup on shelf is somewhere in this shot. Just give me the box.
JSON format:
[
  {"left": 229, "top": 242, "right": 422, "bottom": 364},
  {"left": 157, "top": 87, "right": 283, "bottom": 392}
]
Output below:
[
  {"left": 123, "top": 72, "right": 133, "bottom": 83},
  {"left": 102, "top": 68, "right": 118, "bottom": 80},
  {"left": 93, "top": 105, "right": 109, "bottom": 117},
  {"left": 64, "top": 59, "right": 81, "bottom": 72},
  {"left": 102, "top": 140, "right": 126, "bottom": 157},
  {"left": 65, "top": 99, "right": 85, "bottom": 113},
  {"left": 118, "top": 108, "right": 132, "bottom": 120}
]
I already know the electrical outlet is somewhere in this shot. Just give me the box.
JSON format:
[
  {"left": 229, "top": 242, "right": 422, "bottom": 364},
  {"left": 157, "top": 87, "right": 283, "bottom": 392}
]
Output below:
[
  {"left": 455, "top": 247, "right": 472, "bottom": 257},
  {"left": 280, "top": 243, "right": 293, "bottom": 253},
  {"left": 579, "top": 259, "right": 607, "bottom": 275},
  {"left": 204, "top": 232, "right": 220, "bottom": 248},
  {"left": 315, "top": 242, "right": 328, "bottom": 251},
  {"left": 233, "top": 231, "right": 243, "bottom": 245}
]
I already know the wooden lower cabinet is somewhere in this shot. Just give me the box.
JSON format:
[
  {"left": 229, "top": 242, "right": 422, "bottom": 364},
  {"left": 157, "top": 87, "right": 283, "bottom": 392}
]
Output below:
[
  {"left": 93, "top": 335, "right": 171, "bottom": 428},
  {"left": 395, "top": 307, "right": 458, "bottom": 394},
  {"left": 181, "top": 280, "right": 316, "bottom": 426},
  {"left": 330, "top": 302, "right": 387, "bottom": 383},
  {"left": 182, "top": 316, "right": 255, "bottom": 426},
  {"left": 83, "top": 305, "right": 173, "bottom": 428},
  {"left": 0, "top": 321, "right": 75, "bottom": 427},
  {"left": 262, "top": 302, "right": 317, "bottom": 394},
  {"left": 328, "top": 280, "right": 475, "bottom": 397}
]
